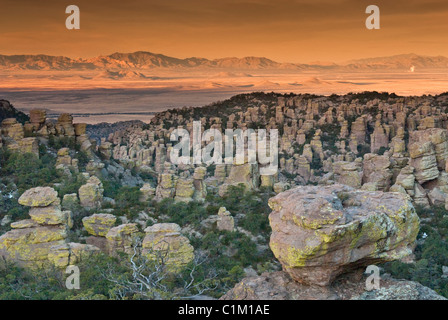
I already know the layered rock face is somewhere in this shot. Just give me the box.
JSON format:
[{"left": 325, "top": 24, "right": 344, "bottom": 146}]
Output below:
[
  {"left": 409, "top": 142, "right": 439, "bottom": 184},
  {"left": 362, "top": 154, "right": 392, "bottom": 191},
  {"left": 0, "top": 187, "right": 97, "bottom": 268},
  {"left": 1, "top": 108, "right": 89, "bottom": 158},
  {"left": 268, "top": 184, "right": 419, "bottom": 286}
]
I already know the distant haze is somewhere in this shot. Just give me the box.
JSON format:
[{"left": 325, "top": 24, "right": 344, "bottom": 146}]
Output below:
[
  {"left": 2, "top": 0, "right": 448, "bottom": 62},
  {"left": 1, "top": 51, "right": 448, "bottom": 124},
  {"left": 2, "top": 0, "right": 448, "bottom": 123}
]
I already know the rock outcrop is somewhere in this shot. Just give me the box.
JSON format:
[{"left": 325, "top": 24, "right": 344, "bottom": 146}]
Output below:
[
  {"left": 78, "top": 176, "right": 104, "bottom": 210},
  {"left": 106, "top": 223, "right": 139, "bottom": 255},
  {"left": 216, "top": 207, "right": 235, "bottom": 232},
  {"left": 142, "top": 223, "right": 194, "bottom": 272},
  {"left": 82, "top": 213, "right": 117, "bottom": 237},
  {"left": 221, "top": 271, "right": 445, "bottom": 300},
  {"left": 268, "top": 184, "right": 419, "bottom": 286},
  {"left": 0, "top": 187, "right": 98, "bottom": 268}
]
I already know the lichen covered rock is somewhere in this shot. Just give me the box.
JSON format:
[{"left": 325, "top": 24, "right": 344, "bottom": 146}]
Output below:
[
  {"left": 268, "top": 184, "right": 420, "bottom": 286},
  {"left": 78, "top": 176, "right": 104, "bottom": 210},
  {"left": 0, "top": 225, "right": 67, "bottom": 266},
  {"left": 82, "top": 213, "right": 117, "bottom": 237},
  {"left": 142, "top": 223, "right": 194, "bottom": 273},
  {"left": 18, "top": 187, "right": 59, "bottom": 207},
  {"left": 106, "top": 223, "right": 139, "bottom": 254},
  {"left": 28, "top": 206, "right": 70, "bottom": 226},
  {"left": 48, "top": 243, "right": 100, "bottom": 268},
  {"left": 0, "top": 186, "right": 88, "bottom": 268}
]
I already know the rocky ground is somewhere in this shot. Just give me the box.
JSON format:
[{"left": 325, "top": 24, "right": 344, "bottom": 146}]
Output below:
[{"left": 1, "top": 91, "right": 448, "bottom": 299}]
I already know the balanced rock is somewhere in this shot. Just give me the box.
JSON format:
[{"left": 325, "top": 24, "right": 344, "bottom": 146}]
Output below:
[
  {"left": 29, "top": 109, "right": 46, "bottom": 125},
  {"left": 18, "top": 187, "right": 59, "bottom": 207},
  {"left": 28, "top": 206, "right": 71, "bottom": 226},
  {"left": 268, "top": 184, "right": 419, "bottom": 286}
]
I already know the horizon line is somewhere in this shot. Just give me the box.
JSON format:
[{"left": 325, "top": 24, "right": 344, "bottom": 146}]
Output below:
[{"left": 0, "top": 51, "right": 445, "bottom": 65}]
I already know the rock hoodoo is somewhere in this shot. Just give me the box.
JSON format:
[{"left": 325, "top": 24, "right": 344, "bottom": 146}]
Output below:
[
  {"left": 268, "top": 184, "right": 420, "bottom": 286},
  {"left": 0, "top": 187, "right": 98, "bottom": 268}
]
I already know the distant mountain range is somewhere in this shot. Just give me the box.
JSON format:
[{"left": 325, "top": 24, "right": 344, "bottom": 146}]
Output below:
[{"left": 0, "top": 52, "right": 447, "bottom": 71}]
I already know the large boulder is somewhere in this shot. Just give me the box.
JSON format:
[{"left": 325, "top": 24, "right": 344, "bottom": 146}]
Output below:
[
  {"left": 18, "top": 187, "right": 59, "bottom": 207},
  {"left": 268, "top": 184, "right": 419, "bottom": 286},
  {"left": 0, "top": 225, "right": 67, "bottom": 267},
  {"left": 28, "top": 206, "right": 71, "bottom": 226},
  {"left": 142, "top": 223, "right": 194, "bottom": 273}
]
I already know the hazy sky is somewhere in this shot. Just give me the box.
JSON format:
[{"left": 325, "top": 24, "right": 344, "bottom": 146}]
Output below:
[{"left": 1, "top": 0, "right": 448, "bottom": 62}]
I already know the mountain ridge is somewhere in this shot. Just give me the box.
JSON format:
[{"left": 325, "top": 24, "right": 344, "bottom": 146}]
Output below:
[{"left": 1, "top": 51, "right": 448, "bottom": 71}]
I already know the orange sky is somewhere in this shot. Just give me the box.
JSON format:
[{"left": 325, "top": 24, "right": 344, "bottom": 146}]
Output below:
[{"left": 1, "top": 0, "right": 448, "bottom": 63}]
